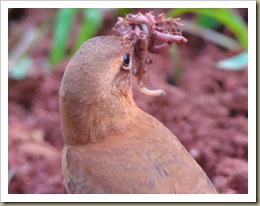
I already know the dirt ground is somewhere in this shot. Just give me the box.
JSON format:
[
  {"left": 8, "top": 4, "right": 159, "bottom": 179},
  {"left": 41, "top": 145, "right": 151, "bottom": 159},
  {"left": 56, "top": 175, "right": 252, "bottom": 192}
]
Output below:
[{"left": 8, "top": 9, "right": 248, "bottom": 194}]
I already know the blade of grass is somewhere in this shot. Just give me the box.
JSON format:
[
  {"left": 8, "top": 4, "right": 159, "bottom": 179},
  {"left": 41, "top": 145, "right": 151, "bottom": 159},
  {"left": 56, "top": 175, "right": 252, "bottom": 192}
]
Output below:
[
  {"left": 216, "top": 52, "right": 248, "bottom": 70},
  {"left": 72, "top": 8, "right": 103, "bottom": 53},
  {"left": 167, "top": 8, "right": 248, "bottom": 50},
  {"left": 9, "top": 56, "right": 32, "bottom": 79},
  {"left": 50, "top": 8, "right": 77, "bottom": 65},
  {"left": 9, "top": 13, "right": 54, "bottom": 76},
  {"left": 181, "top": 20, "right": 242, "bottom": 51},
  {"left": 169, "top": 44, "right": 183, "bottom": 86}
]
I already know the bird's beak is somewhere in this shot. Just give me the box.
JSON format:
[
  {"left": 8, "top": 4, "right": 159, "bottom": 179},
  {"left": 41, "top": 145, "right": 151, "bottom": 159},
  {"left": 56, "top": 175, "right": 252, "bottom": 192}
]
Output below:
[
  {"left": 130, "top": 48, "right": 138, "bottom": 76},
  {"left": 132, "top": 67, "right": 138, "bottom": 76}
]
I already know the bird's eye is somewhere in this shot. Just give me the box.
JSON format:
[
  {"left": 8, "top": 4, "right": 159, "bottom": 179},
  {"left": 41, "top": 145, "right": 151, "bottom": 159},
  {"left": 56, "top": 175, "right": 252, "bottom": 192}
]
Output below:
[{"left": 122, "top": 53, "right": 131, "bottom": 70}]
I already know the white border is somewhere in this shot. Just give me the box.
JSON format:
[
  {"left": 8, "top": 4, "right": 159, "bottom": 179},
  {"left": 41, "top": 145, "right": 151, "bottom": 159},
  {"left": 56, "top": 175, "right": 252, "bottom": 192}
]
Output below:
[
  {"left": 0, "top": 0, "right": 256, "bottom": 8},
  {"left": 1, "top": 0, "right": 256, "bottom": 203}
]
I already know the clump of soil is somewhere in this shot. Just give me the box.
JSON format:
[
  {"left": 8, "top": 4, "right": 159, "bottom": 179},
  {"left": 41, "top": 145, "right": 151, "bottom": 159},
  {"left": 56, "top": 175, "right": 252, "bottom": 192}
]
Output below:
[{"left": 8, "top": 9, "right": 248, "bottom": 194}]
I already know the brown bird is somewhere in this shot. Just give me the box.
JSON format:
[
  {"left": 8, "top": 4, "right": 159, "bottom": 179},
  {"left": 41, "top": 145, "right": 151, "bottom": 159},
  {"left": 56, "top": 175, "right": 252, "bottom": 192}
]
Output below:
[{"left": 59, "top": 36, "right": 217, "bottom": 194}]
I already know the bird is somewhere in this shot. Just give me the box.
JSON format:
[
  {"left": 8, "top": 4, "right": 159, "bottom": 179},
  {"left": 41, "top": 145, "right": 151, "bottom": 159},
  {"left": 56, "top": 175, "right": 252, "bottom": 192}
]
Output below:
[{"left": 59, "top": 35, "right": 217, "bottom": 194}]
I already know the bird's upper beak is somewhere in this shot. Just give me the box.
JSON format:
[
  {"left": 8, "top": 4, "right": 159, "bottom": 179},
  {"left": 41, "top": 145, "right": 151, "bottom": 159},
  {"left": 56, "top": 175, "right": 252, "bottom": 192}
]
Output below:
[{"left": 129, "top": 48, "right": 138, "bottom": 76}]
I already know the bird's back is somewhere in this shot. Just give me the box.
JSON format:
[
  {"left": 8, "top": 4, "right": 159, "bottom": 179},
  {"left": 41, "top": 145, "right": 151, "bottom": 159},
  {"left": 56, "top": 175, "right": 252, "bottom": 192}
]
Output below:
[{"left": 62, "top": 109, "right": 217, "bottom": 194}]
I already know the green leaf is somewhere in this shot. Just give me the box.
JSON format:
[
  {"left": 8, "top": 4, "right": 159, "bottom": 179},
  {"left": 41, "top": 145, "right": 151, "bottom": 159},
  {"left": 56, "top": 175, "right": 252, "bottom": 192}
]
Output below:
[
  {"left": 50, "top": 8, "right": 77, "bottom": 65},
  {"left": 73, "top": 8, "right": 103, "bottom": 53},
  {"left": 196, "top": 14, "right": 221, "bottom": 29},
  {"left": 167, "top": 8, "right": 248, "bottom": 50},
  {"left": 216, "top": 52, "right": 248, "bottom": 70}
]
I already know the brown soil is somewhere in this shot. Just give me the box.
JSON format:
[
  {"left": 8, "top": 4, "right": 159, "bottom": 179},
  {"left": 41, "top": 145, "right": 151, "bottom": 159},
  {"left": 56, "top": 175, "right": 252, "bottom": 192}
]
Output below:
[{"left": 8, "top": 9, "right": 248, "bottom": 194}]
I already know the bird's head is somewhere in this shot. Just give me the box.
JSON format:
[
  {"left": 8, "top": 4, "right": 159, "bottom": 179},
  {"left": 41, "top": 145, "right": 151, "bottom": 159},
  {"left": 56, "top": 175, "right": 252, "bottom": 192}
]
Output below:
[{"left": 60, "top": 36, "right": 134, "bottom": 105}]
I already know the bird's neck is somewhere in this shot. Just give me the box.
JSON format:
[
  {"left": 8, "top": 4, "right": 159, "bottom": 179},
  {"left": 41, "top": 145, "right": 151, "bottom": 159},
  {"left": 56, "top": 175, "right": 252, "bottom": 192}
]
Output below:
[
  {"left": 60, "top": 86, "right": 139, "bottom": 145},
  {"left": 90, "top": 88, "right": 139, "bottom": 142}
]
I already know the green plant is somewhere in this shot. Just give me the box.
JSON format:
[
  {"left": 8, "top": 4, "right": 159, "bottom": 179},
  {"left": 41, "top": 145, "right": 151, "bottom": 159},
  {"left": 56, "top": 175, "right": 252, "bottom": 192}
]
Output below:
[
  {"left": 167, "top": 8, "right": 248, "bottom": 70},
  {"left": 50, "top": 8, "right": 103, "bottom": 65}
]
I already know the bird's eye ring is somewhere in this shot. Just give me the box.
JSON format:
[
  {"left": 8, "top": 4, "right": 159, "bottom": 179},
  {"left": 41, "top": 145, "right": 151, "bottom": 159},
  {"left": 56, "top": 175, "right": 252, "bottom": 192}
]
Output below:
[{"left": 122, "top": 53, "right": 131, "bottom": 70}]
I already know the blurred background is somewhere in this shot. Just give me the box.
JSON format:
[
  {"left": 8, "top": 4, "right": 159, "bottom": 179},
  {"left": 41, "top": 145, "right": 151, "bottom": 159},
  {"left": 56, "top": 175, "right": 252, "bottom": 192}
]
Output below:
[{"left": 8, "top": 8, "right": 248, "bottom": 194}]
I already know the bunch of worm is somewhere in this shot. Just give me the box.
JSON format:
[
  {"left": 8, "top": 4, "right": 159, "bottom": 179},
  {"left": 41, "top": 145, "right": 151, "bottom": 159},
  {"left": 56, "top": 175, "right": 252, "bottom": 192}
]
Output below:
[{"left": 113, "top": 11, "right": 188, "bottom": 96}]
